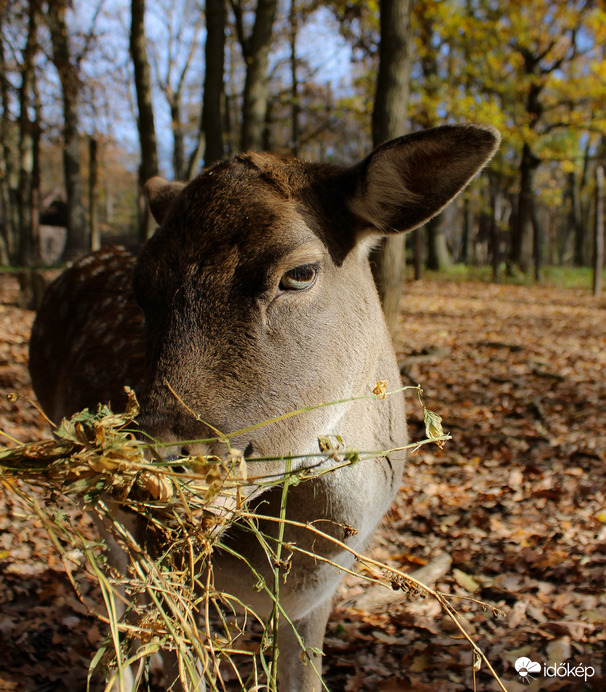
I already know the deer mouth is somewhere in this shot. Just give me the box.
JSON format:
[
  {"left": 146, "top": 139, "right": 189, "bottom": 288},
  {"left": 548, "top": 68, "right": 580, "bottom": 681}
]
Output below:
[{"left": 153, "top": 447, "right": 268, "bottom": 529}]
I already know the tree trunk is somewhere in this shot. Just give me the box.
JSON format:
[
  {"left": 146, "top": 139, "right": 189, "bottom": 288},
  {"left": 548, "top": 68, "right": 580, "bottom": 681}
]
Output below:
[
  {"left": 223, "top": 32, "right": 237, "bottom": 157},
  {"left": 510, "top": 141, "right": 539, "bottom": 273},
  {"left": 460, "top": 194, "right": 472, "bottom": 264},
  {"left": 489, "top": 175, "right": 500, "bottom": 282},
  {"left": 18, "top": 0, "right": 40, "bottom": 266},
  {"left": 47, "top": 0, "right": 88, "bottom": 260},
  {"left": 289, "top": 0, "right": 300, "bottom": 156},
  {"left": 371, "top": 0, "right": 411, "bottom": 148},
  {"left": 510, "top": 55, "right": 543, "bottom": 275},
  {"left": 580, "top": 142, "right": 593, "bottom": 258},
  {"left": 413, "top": 228, "right": 423, "bottom": 281},
  {"left": 0, "top": 13, "right": 18, "bottom": 263},
  {"left": 570, "top": 139, "right": 591, "bottom": 267},
  {"left": 238, "top": 0, "right": 279, "bottom": 152},
  {"left": 370, "top": 0, "right": 412, "bottom": 342},
  {"left": 130, "top": 0, "right": 158, "bottom": 241},
  {"left": 566, "top": 167, "right": 585, "bottom": 266},
  {"left": 594, "top": 166, "right": 604, "bottom": 297},
  {"left": 426, "top": 214, "right": 451, "bottom": 271},
  {"left": 170, "top": 100, "right": 186, "bottom": 180},
  {"left": 31, "top": 75, "right": 40, "bottom": 265},
  {"left": 262, "top": 92, "right": 273, "bottom": 151},
  {"left": 532, "top": 195, "right": 542, "bottom": 282},
  {"left": 202, "top": 0, "right": 226, "bottom": 166},
  {"left": 89, "top": 137, "right": 100, "bottom": 251}
]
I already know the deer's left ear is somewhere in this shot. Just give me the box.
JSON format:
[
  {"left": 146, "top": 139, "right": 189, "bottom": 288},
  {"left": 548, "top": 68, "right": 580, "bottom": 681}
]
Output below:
[
  {"left": 145, "top": 177, "right": 187, "bottom": 225},
  {"left": 346, "top": 124, "right": 500, "bottom": 236}
]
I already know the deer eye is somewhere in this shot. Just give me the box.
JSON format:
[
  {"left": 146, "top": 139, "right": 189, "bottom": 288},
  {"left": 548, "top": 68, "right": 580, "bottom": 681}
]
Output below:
[{"left": 279, "top": 263, "right": 318, "bottom": 292}]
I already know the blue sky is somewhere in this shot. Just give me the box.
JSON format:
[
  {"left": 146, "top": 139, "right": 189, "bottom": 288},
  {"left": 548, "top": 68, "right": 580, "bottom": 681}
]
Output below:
[{"left": 59, "top": 0, "right": 354, "bottom": 176}]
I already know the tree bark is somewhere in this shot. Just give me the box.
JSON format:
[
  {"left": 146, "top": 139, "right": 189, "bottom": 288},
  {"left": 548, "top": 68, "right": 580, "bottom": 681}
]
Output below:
[
  {"left": 370, "top": 0, "right": 412, "bottom": 341},
  {"left": 532, "top": 194, "right": 542, "bottom": 281},
  {"left": 460, "top": 194, "right": 472, "bottom": 264},
  {"left": 202, "top": 0, "right": 226, "bottom": 166},
  {"left": 130, "top": 0, "right": 158, "bottom": 241},
  {"left": 289, "top": 0, "right": 300, "bottom": 156},
  {"left": 566, "top": 168, "right": 586, "bottom": 266},
  {"left": 0, "top": 12, "right": 18, "bottom": 263},
  {"left": 570, "top": 139, "right": 592, "bottom": 267},
  {"left": 371, "top": 0, "right": 411, "bottom": 148},
  {"left": 18, "top": 0, "right": 41, "bottom": 266},
  {"left": 413, "top": 228, "right": 423, "bottom": 281},
  {"left": 426, "top": 214, "right": 452, "bottom": 272},
  {"left": 89, "top": 137, "right": 99, "bottom": 251},
  {"left": 424, "top": 217, "right": 452, "bottom": 273},
  {"left": 594, "top": 166, "right": 604, "bottom": 297},
  {"left": 509, "top": 47, "right": 543, "bottom": 275},
  {"left": 425, "top": 209, "right": 452, "bottom": 271},
  {"left": 170, "top": 100, "right": 186, "bottom": 180},
  {"left": 47, "top": 0, "right": 88, "bottom": 260},
  {"left": 489, "top": 174, "right": 500, "bottom": 282},
  {"left": 236, "top": 0, "right": 279, "bottom": 152},
  {"left": 31, "top": 75, "right": 40, "bottom": 265},
  {"left": 511, "top": 141, "right": 539, "bottom": 272}
]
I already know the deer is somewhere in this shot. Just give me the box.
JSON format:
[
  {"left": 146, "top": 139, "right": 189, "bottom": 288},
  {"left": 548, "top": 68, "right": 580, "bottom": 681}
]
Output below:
[{"left": 28, "top": 124, "right": 500, "bottom": 691}]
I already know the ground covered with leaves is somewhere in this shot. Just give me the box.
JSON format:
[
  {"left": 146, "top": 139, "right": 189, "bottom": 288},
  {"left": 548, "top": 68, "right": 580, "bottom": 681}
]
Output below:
[{"left": 0, "top": 274, "right": 604, "bottom": 691}]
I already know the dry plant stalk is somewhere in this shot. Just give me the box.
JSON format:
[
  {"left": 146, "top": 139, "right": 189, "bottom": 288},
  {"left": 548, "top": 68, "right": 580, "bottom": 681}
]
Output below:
[{"left": 0, "top": 386, "right": 506, "bottom": 692}]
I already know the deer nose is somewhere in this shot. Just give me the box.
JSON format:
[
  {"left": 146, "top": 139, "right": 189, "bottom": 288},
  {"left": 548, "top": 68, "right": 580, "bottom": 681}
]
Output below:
[
  {"left": 164, "top": 452, "right": 186, "bottom": 473},
  {"left": 143, "top": 441, "right": 198, "bottom": 468}
]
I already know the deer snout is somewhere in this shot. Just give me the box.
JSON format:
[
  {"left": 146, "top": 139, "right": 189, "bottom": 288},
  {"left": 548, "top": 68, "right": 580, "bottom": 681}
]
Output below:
[{"left": 137, "top": 409, "right": 256, "bottom": 463}]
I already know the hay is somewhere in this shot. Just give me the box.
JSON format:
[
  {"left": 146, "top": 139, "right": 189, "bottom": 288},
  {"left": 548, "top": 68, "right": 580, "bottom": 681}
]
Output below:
[{"left": 0, "top": 386, "right": 505, "bottom": 692}]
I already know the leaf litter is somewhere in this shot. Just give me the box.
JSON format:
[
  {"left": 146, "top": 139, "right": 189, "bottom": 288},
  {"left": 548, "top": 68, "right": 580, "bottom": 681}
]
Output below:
[{"left": 0, "top": 274, "right": 604, "bottom": 691}]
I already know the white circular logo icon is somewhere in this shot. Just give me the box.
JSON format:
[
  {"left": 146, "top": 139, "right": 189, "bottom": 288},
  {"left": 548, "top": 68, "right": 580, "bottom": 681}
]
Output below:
[{"left": 515, "top": 656, "right": 542, "bottom": 679}]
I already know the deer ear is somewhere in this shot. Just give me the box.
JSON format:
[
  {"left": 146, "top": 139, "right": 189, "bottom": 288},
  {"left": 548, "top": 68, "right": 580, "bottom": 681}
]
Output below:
[
  {"left": 145, "top": 177, "right": 187, "bottom": 225},
  {"left": 347, "top": 124, "right": 500, "bottom": 235}
]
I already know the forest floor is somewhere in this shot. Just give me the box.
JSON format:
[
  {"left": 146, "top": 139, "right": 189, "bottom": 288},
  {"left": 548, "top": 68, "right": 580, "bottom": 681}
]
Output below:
[{"left": 0, "top": 274, "right": 604, "bottom": 692}]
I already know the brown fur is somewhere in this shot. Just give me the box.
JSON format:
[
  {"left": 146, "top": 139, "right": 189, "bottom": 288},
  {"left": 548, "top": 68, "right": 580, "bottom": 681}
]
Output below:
[{"left": 29, "top": 124, "right": 499, "bottom": 691}]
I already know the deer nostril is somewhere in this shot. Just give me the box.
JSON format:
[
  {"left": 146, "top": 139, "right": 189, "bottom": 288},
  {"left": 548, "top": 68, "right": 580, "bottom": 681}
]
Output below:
[
  {"left": 244, "top": 442, "right": 253, "bottom": 457},
  {"left": 164, "top": 453, "right": 186, "bottom": 474}
]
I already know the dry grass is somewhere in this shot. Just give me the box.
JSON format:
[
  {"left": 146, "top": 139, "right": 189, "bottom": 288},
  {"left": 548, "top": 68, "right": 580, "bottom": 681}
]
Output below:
[{"left": 0, "top": 386, "right": 505, "bottom": 692}]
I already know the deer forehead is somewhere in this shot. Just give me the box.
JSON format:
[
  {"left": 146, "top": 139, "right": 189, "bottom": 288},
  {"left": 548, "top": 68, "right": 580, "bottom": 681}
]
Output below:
[
  {"left": 148, "top": 209, "right": 327, "bottom": 288},
  {"left": 145, "top": 170, "right": 345, "bottom": 284}
]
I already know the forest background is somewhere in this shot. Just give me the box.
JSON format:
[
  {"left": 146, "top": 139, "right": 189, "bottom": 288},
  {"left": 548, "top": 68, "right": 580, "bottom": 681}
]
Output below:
[
  {"left": 1, "top": 3, "right": 605, "bottom": 690},
  {"left": 1, "top": 0, "right": 606, "bottom": 307}
]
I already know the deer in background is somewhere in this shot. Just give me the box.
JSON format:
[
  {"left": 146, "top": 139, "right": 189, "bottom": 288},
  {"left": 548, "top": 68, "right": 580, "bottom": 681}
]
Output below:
[{"left": 29, "top": 124, "right": 499, "bottom": 691}]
